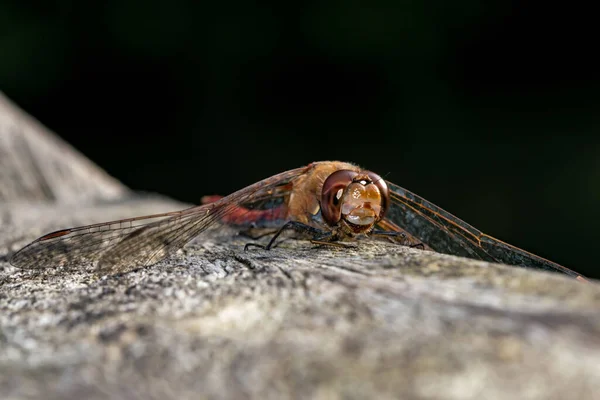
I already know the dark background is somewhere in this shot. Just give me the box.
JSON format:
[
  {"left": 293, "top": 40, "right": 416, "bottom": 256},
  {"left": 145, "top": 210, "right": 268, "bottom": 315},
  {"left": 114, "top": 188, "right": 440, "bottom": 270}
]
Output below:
[{"left": 2, "top": 1, "right": 599, "bottom": 278}]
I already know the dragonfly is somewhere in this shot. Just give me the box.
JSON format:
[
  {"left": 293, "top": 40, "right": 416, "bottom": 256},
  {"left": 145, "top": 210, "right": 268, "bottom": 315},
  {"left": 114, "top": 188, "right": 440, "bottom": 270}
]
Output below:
[{"left": 10, "top": 161, "right": 587, "bottom": 281}]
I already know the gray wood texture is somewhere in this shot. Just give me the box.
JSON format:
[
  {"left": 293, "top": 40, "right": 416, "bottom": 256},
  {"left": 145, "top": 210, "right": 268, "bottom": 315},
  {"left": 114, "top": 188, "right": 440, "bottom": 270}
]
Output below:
[{"left": 1, "top": 92, "right": 599, "bottom": 400}]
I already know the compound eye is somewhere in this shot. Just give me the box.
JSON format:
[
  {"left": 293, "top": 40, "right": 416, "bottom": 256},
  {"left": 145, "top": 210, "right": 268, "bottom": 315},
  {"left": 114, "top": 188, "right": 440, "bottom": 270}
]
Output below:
[
  {"left": 367, "top": 171, "right": 389, "bottom": 220},
  {"left": 321, "top": 170, "right": 358, "bottom": 225}
]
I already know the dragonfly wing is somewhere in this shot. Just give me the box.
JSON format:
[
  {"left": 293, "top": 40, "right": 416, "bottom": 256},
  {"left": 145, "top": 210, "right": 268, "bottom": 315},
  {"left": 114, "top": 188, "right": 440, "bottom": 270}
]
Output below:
[
  {"left": 478, "top": 235, "right": 587, "bottom": 280},
  {"left": 383, "top": 182, "right": 493, "bottom": 260},
  {"left": 201, "top": 182, "right": 292, "bottom": 228},
  {"left": 10, "top": 207, "right": 213, "bottom": 275},
  {"left": 96, "top": 207, "right": 217, "bottom": 275},
  {"left": 383, "top": 181, "right": 587, "bottom": 280},
  {"left": 10, "top": 165, "right": 310, "bottom": 275}
]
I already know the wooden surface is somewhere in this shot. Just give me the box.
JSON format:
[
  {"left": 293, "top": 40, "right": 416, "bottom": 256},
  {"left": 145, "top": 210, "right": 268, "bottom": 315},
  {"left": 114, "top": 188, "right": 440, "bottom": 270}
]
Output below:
[{"left": 1, "top": 92, "right": 599, "bottom": 400}]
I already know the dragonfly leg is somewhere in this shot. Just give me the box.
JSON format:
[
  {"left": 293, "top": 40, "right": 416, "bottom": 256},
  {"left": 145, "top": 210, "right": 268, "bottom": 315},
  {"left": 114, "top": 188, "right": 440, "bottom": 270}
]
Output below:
[
  {"left": 371, "top": 229, "right": 406, "bottom": 239},
  {"left": 309, "top": 229, "right": 356, "bottom": 248},
  {"left": 371, "top": 229, "right": 425, "bottom": 249},
  {"left": 244, "top": 221, "right": 329, "bottom": 251}
]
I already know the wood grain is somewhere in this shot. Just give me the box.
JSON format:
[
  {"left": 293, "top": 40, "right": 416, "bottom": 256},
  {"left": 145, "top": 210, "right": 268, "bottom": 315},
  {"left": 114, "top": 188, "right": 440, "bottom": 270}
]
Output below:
[{"left": 1, "top": 92, "right": 599, "bottom": 400}]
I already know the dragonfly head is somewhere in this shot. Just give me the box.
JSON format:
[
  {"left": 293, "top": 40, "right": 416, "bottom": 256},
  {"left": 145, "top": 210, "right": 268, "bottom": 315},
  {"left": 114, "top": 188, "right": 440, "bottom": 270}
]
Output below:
[{"left": 321, "top": 169, "right": 389, "bottom": 234}]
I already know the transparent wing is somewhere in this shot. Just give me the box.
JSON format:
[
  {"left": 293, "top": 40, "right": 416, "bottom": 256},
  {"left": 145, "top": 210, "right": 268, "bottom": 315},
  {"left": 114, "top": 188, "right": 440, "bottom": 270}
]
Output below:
[
  {"left": 200, "top": 180, "right": 292, "bottom": 228},
  {"left": 381, "top": 181, "right": 587, "bottom": 281},
  {"left": 10, "top": 166, "right": 310, "bottom": 275}
]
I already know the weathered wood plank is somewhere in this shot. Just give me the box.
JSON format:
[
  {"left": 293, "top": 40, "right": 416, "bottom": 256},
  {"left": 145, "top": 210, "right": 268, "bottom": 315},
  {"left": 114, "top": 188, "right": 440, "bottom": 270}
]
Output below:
[{"left": 1, "top": 93, "right": 599, "bottom": 400}]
